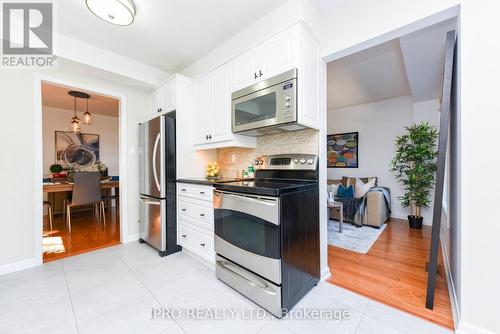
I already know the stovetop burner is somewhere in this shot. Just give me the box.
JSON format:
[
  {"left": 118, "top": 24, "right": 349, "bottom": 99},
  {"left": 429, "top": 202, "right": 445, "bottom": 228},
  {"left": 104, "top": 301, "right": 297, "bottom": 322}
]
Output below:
[{"left": 215, "top": 154, "right": 318, "bottom": 196}]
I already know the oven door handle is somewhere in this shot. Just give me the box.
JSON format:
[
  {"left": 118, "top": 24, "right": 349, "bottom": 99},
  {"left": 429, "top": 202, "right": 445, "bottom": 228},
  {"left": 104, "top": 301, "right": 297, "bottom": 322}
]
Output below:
[
  {"left": 214, "top": 190, "right": 279, "bottom": 225},
  {"left": 216, "top": 259, "right": 278, "bottom": 296}
]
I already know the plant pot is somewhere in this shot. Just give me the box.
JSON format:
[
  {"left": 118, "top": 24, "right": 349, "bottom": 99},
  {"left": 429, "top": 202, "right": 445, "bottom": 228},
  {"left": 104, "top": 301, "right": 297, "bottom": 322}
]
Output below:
[{"left": 408, "top": 215, "right": 423, "bottom": 229}]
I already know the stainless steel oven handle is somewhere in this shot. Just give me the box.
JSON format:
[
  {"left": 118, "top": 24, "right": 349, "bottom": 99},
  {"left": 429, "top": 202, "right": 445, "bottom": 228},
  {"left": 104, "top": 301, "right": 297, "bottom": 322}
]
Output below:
[{"left": 216, "top": 260, "right": 277, "bottom": 296}]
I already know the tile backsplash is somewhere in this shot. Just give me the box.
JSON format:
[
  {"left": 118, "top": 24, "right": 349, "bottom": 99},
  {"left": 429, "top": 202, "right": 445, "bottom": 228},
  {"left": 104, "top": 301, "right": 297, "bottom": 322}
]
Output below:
[{"left": 217, "top": 128, "right": 319, "bottom": 178}]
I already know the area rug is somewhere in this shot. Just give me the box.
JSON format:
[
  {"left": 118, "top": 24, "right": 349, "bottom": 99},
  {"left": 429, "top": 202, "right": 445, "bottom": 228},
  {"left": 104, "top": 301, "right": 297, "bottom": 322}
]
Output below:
[
  {"left": 43, "top": 236, "right": 65, "bottom": 254},
  {"left": 328, "top": 220, "right": 386, "bottom": 254}
]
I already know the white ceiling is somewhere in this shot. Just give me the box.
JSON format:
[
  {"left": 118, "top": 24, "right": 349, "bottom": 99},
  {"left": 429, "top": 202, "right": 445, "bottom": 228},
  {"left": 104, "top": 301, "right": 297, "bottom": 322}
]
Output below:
[
  {"left": 57, "top": 0, "right": 286, "bottom": 73},
  {"left": 399, "top": 19, "right": 457, "bottom": 102},
  {"left": 327, "top": 39, "right": 411, "bottom": 110},
  {"left": 327, "top": 18, "right": 457, "bottom": 110},
  {"left": 42, "top": 83, "right": 119, "bottom": 118}
]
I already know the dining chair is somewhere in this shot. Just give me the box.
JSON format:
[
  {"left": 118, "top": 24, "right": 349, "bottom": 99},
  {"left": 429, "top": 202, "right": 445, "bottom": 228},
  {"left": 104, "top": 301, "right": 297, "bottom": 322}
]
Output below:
[
  {"left": 63, "top": 172, "right": 106, "bottom": 234},
  {"left": 43, "top": 201, "right": 53, "bottom": 231}
]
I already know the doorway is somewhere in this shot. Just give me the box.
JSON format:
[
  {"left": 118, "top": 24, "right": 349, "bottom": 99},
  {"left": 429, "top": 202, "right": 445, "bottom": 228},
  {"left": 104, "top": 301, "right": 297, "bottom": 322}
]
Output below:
[
  {"left": 34, "top": 76, "right": 128, "bottom": 263},
  {"left": 324, "top": 19, "right": 457, "bottom": 329}
]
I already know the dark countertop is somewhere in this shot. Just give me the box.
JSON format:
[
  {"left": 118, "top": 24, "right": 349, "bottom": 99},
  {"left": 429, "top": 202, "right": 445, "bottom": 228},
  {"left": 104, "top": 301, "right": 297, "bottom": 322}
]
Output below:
[{"left": 176, "top": 177, "right": 244, "bottom": 186}]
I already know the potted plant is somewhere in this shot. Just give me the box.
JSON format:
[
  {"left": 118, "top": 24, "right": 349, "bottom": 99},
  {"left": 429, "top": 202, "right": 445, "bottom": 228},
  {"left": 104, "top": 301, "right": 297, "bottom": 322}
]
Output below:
[
  {"left": 390, "top": 122, "right": 438, "bottom": 229},
  {"left": 49, "top": 164, "right": 65, "bottom": 178}
]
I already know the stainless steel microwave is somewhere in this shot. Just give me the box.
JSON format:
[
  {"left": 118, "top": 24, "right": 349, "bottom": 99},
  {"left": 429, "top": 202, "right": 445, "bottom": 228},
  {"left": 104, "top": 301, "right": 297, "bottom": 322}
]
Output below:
[{"left": 232, "top": 68, "right": 304, "bottom": 136}]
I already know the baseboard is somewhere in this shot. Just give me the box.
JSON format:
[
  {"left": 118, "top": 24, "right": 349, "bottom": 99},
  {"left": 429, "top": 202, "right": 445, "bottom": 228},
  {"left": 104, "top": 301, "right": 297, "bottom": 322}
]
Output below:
[
  {"left": 0, "top": 258, "right": 38, "bottom": 276},
  {"left": 456, "top": 321, "right": 498, "bottom": 334},
  {"left": 123, "top": 233, "right": 139, "bottom": 244},
  {"left": 321, "top": 265, "right": 331, "bottom": 281},
  {"left": 181, "top": 248, "right": 215, "bottom": 271},
  {"left": 440, "top": 230, "right": 460, "bottom": 329}
]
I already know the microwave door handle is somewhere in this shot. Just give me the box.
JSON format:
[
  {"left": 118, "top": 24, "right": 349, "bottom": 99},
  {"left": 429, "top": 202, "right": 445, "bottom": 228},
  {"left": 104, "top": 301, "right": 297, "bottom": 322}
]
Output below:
[
  {"left": 152, "top": 133, "right": 161, "bottom": 193},
  {"left": 216, "top": 260, "right": 277, "bottom": 296}
]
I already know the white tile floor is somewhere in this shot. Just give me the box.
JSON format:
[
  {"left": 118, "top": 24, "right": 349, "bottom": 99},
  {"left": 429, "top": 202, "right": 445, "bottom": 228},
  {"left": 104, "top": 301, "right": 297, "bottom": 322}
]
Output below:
[{"left": 0, "top": 242, "right": 454, "bottom": 334}]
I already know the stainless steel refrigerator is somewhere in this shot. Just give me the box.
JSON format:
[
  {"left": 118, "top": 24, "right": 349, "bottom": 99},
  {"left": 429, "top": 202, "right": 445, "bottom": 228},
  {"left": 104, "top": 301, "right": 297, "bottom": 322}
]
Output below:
[{"left": 138, "top": 112, "right": 181, "bottom": 256}]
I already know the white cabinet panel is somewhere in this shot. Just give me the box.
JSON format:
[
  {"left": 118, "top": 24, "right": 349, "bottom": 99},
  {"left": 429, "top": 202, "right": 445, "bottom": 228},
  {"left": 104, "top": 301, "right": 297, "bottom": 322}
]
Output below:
[
  {"left": 231, "top": 49, "right": 259, "bottom": 91},
  {"left": 162, "top": 79, "right": 176, "bottom": 112},
  {"left": 260, "top": 28, "right": 297, "bottom": 80},
  {"left": 211, "top": 63, "right": 233, "bottom": 142},
  {"left": 192, "top": 74, "right": 212, "bottom": 145}
]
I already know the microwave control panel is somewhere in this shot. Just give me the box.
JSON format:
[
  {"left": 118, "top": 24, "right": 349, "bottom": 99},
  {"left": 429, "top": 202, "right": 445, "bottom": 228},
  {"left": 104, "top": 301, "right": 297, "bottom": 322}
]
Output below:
[{"left": 282, "top": 81, "right": 295, "bottom": 122}]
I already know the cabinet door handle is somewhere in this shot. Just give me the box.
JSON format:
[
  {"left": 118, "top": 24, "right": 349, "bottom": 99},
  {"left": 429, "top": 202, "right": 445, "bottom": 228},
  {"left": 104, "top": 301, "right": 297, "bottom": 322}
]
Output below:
[
  {"left": 199, "top": 213, "right": 205, "bottom": 217},
  {"left": 181, "top": 208, "right": 186, "bottom": 211},
  {"left": 182, "top": 234, "right": 187, "bottom": 238},
  {"left": 158, "top": 107, "right": 163, "bottom": 112},
  {"left": 254, "top": 72, "right": 258, "bottom": 79},
  {"left": 205, "top": 134, "right": 209, "bottom": 140},
  {"left": 259, "top": 70, "right": 263, "bottom": 77},
  {"left": 199, "top": 191, "right": 205, "bottom": 195},
  {"left": 209, "top": 134, "right": 213, "bottom": 139},
  {"left": 181, "top": 188, "right": 186, "bottom": 192},
  {"left": 200, "top": 243, "right": 206, "bottom": 247}
]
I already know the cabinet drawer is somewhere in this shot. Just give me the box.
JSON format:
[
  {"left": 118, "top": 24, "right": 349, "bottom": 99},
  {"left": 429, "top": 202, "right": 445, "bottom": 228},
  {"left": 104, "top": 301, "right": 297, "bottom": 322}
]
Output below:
[
  {"left": 177, "top": 183, "right": 213, "bottom": 201},
  {"left": 178, "top": 223, "right": 213, "bottom": 260},
  {"left": 178, "top": 198, "right": 213, "bottom": 227}
]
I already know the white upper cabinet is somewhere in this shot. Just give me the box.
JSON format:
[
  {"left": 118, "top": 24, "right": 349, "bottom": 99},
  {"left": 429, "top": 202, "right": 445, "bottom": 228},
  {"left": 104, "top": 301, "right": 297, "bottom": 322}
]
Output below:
[
  {"left": 162, "top": 79, "right": 176, "bottom": 113},
  {"left": 192, "top": 73, "right": 212, "bottom": 144},
  {"left": 231, "top": 50, "right": 259, "bottom": 91},
  {"left": 193, "top": 63, "right": 256, "bottom": 149},
  {"left": 231, "top": 26, "right": 299, "bottom": 92},
  {"left": 211, "top": 64, "right": 233, "bottom": 142},
  {"left": 150, "top": 76, "right": 177, "bottom": 116},
  {"left": 259, "top": 26, "right": 297, "bottom": 81}
]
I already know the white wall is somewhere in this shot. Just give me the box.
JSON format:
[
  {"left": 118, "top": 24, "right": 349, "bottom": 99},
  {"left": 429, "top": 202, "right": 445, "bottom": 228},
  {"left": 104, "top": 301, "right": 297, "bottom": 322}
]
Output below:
[
  {"left": 327, "top": 96, "right": 441, "bottom": 224},
  {"left": 320, "top": 1, "right": 500, "bottom": 333},
  {"left": 0, "top": 68, "right": 149, "bottom": 271},
  {"left": 42, "top": 107, "right": 119, "bottom": 176}
]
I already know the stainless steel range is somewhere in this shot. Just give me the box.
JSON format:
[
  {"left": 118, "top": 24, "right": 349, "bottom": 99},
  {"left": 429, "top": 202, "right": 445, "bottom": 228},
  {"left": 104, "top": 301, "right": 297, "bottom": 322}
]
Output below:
[{"left": 213, "top": 154, "right": 320, "bottom": 318}]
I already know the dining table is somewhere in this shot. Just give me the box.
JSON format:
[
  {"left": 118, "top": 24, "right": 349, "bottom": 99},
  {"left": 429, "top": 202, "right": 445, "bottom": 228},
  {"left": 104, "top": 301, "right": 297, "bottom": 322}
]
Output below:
[{"left": 43, "top": 180, "right": 120, "bottom": 193}]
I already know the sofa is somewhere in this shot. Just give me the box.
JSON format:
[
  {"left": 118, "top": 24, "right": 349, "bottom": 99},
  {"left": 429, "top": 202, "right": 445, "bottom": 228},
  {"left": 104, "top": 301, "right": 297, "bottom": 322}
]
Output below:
[{"left": 328, "top": 176, "right": 390, "bottom": 228}]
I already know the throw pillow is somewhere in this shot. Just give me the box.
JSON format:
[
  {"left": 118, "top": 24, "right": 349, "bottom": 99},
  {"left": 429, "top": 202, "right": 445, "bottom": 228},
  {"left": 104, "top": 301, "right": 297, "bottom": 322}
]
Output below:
[
  {"left": 327, "top": 184, "right": 338, "bottom": 197},
  {"left": 337, "top": 184, "right": 354, "bottom": 198},
  {"left": 354, "top": 177, "right": 376, "bottom": 199}
]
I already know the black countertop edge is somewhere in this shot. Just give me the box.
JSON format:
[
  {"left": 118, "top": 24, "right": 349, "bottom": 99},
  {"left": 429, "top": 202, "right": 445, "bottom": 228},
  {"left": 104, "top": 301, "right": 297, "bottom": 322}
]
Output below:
[{"left": 176, "top": 178, "right": 244, "bottom": 186}]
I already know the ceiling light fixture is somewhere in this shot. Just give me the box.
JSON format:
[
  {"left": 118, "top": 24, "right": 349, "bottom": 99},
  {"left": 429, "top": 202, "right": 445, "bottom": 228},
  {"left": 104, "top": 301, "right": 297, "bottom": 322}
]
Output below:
[
  {"left": 83, "top": 98, "right": 92, "bottom": 125},
  {"left": 85, "top": 0, "right": 136, "bottom": 26},
  {"left": 68, "top": 91, "right": 91, "bottom": 133}
]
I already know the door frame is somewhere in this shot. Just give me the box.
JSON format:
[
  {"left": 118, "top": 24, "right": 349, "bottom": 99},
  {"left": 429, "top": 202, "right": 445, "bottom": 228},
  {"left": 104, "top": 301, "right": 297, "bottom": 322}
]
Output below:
[
  {"left": 33, "top": 74, "right": 128, "bottom": 265},
  {"left": 319, "top": 4, "right": 460, "bottom": 328}
]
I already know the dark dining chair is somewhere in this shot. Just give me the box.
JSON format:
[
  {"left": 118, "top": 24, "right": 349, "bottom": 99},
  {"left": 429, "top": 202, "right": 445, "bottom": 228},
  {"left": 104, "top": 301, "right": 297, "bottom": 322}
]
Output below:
[
  {"left": 43, "top": 201, "right": 53, "bottom": 230},
  {"left": 63, "top": 172, "right": 106, "bottom": 234}
]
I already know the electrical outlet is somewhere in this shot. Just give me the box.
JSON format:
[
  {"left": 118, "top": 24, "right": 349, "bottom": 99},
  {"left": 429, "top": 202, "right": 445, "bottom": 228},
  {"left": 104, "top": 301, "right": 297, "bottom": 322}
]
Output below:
[{"left": 231, "top": 153, "right": 236, "bottom": 163}]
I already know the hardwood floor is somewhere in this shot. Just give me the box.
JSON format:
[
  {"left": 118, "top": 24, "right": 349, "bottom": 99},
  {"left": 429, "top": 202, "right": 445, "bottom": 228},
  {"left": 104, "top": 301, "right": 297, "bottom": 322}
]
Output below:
[
  {"left": 327, "top": 219, "right": 454, "bottom": 329},
  {"left": 43, "top": 207, "right": 121, "bottom": 263}
]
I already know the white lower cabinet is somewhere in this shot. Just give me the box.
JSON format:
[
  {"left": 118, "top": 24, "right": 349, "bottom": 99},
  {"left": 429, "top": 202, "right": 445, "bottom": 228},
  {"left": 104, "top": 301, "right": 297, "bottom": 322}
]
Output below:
[{"left": 177, "top": 183, "right": 215, "bottom": 264}]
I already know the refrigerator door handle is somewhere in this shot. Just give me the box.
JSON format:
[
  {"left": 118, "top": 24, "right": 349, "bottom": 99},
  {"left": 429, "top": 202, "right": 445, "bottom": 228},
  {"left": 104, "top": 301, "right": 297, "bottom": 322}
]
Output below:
[
  {"left": 152, "top": 132, "right": 161, "bottom": 192},
  {"left": 139, "top": 195, "right": 161, "bottom": 205}
]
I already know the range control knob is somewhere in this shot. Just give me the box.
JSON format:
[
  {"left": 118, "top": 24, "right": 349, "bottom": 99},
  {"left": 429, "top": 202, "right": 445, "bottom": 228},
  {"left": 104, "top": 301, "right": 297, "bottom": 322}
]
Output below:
[
  {"left": 300, "top": 159, "right": 306, "bottom": 164},
  {"left": 254, "top": 160, "right": 260, "bottom": 165},
  {"left": 307, "top": 159, "right": 314, "bottom": 165},
  {"left": 285, "top": 96, "right": 291, "bottom": 101},
  {"left": 294, "top": 158, "right": 299, "bottom": 163},
  {"left": 285, "top": 102, "right": 291, "bottom": 108},
  {"left": 258, "top": 160, "right": 264, "bottom": 165}
]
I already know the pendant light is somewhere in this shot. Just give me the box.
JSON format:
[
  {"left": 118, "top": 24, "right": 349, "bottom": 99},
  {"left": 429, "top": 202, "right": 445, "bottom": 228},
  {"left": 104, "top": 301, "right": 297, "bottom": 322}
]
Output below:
[
  {"left": 68, "top": 91, "right": 91, "bottom": 133},
  {"left": 85, "top": 0, "right": 136, "bottom": 26},
  {"left": 83, "top": 98, "right": 92, "bottom": 124}
]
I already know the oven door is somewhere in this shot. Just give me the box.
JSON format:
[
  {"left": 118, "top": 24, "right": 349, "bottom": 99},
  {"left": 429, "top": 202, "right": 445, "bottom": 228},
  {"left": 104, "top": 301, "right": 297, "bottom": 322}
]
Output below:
[{"left": 213, "top": 190, "right": 281, "bottom": 284}]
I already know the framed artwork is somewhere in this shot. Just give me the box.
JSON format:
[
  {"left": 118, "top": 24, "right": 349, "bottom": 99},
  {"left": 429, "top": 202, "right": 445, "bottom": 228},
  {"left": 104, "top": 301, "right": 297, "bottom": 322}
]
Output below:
[
  {"left": 55, "top": 131, "right": 100, "bottom": 166},
  {"left": 327, "top": 132, "right": 358, "bottom": 168}
]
